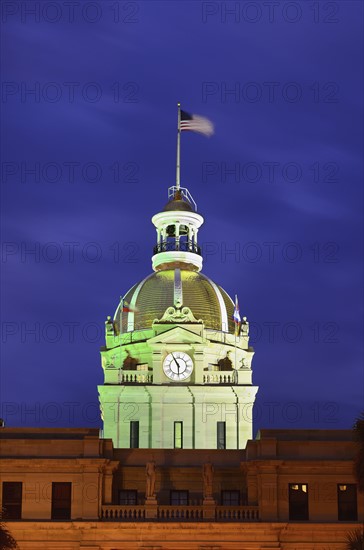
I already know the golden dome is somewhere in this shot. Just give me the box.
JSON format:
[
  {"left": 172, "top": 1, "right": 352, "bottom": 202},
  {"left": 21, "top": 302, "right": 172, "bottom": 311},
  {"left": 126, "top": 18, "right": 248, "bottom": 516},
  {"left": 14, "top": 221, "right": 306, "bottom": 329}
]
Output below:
[{"left": 115, "top": 269, "right": 235, "bottom": 333}]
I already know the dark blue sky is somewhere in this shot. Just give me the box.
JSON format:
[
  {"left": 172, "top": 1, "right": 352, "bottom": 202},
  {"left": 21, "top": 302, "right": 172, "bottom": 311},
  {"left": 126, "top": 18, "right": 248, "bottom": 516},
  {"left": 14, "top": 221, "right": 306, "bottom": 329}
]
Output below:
[{"left": 1, "top": 1, "right": 363, "bottom": 434}]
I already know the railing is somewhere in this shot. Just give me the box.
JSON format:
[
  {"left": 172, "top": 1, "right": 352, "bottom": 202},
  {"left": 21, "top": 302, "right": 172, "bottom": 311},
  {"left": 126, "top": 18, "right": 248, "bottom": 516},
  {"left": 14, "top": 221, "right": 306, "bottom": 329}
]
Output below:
[
  {"left": 153, "top": 241, "right": 201, "bottom": 255},
  {"left": 119, "top": 371, "right": 153, "bottom": 384},
  {"left": 216, "top": 506, "right": 259, "bottom": 521},
  {"left": 168, "top": 186, "right": 197, "bottom": 211},
  {"left": 157, "top": 506, "right": 204, "bottom": 521},
  {"left": 203, "top": 373, "right": 235, "bottom": 384},
  {"left": 101, "top": 505, "right": 259, "bottom": 522},
  {"left": 101, "top": 505, "right": 146, "bottom": 520}
]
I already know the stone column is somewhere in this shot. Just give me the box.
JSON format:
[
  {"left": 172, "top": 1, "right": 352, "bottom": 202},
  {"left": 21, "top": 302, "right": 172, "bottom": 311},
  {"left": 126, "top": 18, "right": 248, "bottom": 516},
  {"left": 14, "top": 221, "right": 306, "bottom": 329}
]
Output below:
[
  {"left": 257, "top": 463, "right": 281, "bottom": 521},
  {"left": 101, "top": 460, "right": 119, "bottom": 508},
  {"left": 103, "top": 470, "right": 113, "bottom": 505},
  {"left": 245, "top": 464, "right": 259, "bottom": 506},
  {"left": 175, "top": 223, "right": 180, "bottom": 250}
]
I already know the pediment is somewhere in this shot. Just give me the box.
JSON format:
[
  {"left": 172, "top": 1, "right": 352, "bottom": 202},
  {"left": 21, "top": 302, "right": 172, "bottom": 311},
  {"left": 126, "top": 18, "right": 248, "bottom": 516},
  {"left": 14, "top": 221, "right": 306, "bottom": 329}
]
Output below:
[{"left": 148, "top": 325, "right": 204, "bottom": 345}]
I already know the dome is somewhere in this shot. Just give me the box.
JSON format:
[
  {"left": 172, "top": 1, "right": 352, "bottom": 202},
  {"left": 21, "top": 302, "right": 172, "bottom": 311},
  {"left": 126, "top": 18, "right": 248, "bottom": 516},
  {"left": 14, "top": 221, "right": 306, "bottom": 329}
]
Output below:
[
  {"left": 115, "top": 269, "right": 235, "bottom": 333},
  {"left": 162, "top": 188, "right": 197, "bottom": 213},
  {"left": 163, "top": 198, "right": 195, "bottom": 212}
]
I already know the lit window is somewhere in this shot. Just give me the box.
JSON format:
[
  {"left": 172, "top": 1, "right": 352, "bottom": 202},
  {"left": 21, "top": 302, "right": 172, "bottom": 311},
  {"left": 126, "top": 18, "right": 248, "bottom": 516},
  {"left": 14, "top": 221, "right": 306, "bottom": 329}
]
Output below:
[
  {"left": 174, "top": 421, "right": 183, "bottom": 449},
  {"left": 288, "top": 483, "right": 309, "bottom": 520},
  {"left": 337, "top": 484, "right": 357, "bottom": 521}
]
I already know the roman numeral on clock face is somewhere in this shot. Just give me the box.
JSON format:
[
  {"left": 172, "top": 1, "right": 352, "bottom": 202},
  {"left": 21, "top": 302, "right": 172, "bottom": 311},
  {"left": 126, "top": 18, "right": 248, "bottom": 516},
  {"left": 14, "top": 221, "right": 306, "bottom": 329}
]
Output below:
[{"left": 163, "top": 352, "right": 194, "bottom": 381}]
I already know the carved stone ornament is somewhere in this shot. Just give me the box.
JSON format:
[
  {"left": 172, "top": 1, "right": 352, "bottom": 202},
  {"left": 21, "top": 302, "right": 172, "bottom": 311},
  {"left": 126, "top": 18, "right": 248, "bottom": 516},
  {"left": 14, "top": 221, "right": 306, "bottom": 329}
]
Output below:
[
  {"left": 241, "top": 316, "right": 249, "bottom": 336},
  {"left": 153, "top": 306, "right": 203, "bottom": 324}
]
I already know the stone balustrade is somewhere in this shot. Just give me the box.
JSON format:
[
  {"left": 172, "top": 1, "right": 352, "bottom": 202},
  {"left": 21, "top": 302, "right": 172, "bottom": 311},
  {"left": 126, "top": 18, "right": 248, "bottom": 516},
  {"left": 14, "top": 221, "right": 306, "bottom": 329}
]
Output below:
[
  {"left": 216, "top": 506, "right": 259, "bottom": 521},
  {"left": 203, "top": 372, "right": 236, "bottom": 384},
  {"left": 119, "top": 370, "right": 153, "bottom": 384},
  {"left": 101, "top": 504, "right": 259, "bottom": 521},
  {"left": 157, "top": 505, "right": 204, "bottom": 520},
  {"left": 101, "top": 505, "right": 146, "bottom": 520}
]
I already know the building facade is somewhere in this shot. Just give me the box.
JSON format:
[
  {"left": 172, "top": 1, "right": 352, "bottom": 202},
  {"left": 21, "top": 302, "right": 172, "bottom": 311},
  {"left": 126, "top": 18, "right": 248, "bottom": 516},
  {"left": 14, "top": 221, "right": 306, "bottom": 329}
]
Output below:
[
  {"left": 1, "top": 186, "right": 362, "bottom": 548},
  {"left": 0, "top": 427, "right": 362, "bottom": 549}
]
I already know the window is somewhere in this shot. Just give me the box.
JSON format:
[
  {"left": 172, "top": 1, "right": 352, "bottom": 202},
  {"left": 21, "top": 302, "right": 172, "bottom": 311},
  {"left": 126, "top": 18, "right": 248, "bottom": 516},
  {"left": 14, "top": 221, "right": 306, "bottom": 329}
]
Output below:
[
  {"left": 221, "top": 490, "right": 240, "bottom": 506},
  {"left": 217, "top": 421, "right": 226, "bottom": 449},
  {"left": 289, "top": 483, "right": 309, "bottom": 520},
  {"left": 119, "top": 490, "right": 138, "bottom": 505},
  {"left": 130, "top": 421, "right": 139, "bottom": 448},
  {"left": 170, "top": 490, "right": 189, "bottom": 505},
  {"left": 338, "top": 484, "right": 357, "bottom": 521},
  {"left": 51, "top": 482, "right": 71, "bottom": 520},
  {"left": 174, "top": 421, "right": 183, "bottom": 449},
  {"left": 2, "top": 482, "right": 22, "bottom": 519}
]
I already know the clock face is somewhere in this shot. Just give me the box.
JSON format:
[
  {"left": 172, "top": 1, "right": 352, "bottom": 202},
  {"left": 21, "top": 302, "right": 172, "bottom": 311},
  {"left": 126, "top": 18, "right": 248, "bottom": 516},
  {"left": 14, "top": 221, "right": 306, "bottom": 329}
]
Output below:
[{"left": 163, "top": 352, "right": 194, "bottom": 381}]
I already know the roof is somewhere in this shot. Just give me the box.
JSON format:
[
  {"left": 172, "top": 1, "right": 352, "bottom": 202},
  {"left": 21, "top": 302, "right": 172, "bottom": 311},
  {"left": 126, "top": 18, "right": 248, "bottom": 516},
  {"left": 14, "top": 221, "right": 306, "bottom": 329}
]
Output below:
[
  {"left": 115, "top": 269, "right": 235, "bottom": 333},
  {"left": 256, "top": 429, "right": 355, "bottom": 441},
  {"left": 162, "top": 189, "right": 196, "bottom": 212},
  {"left": 163, "top": 198, "right": 195, "bottom": 212},
  {"left": 0, "top": 428, "right": 100, "bottom": 440}
]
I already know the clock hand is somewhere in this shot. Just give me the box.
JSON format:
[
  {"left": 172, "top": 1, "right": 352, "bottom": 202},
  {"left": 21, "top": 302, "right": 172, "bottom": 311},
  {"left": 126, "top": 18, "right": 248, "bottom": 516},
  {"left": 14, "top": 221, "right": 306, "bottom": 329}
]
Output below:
[{"left": 171, "top": 353, "right": 181, "bottom": 373}]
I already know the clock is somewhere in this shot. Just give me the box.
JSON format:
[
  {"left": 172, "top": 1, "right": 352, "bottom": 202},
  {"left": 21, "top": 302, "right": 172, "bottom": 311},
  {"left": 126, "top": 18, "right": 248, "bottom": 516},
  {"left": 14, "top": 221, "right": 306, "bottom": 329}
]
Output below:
[{"left": 163, "top": 352, "right": 194, "bottom": 381}]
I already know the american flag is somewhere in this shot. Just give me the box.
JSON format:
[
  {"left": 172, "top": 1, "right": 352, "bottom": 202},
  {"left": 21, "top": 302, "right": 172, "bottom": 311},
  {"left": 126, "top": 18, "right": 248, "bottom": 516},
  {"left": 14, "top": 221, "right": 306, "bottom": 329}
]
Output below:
[
  {"left": 233, "top": 295, "right": 241, "bottom": 324},
  {"left": 180, "top": 110, "right": 214, "bottom": 137},
  {"left": 121, "top": 299, "right": 138, "bottom": 313},
  {"left": 233, "top": 295, "right": 241, "bottom": 336}
]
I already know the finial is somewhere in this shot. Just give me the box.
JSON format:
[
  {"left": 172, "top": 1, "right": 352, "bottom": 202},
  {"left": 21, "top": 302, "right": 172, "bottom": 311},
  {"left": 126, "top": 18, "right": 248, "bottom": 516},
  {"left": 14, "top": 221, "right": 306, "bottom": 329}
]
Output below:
[{"left": 174, "top": 189, "right": 182, "bottom": 200}]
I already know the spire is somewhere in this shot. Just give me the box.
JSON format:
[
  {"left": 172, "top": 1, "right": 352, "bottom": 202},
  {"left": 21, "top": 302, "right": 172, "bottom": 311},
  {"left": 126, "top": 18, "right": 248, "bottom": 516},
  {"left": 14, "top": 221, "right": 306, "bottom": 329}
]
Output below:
[
  {"left": 173, "top": 188, "right": 182, "bottom": 201},
  {"left": 150, "top": 104, "right": 214, "bottom": 272}
]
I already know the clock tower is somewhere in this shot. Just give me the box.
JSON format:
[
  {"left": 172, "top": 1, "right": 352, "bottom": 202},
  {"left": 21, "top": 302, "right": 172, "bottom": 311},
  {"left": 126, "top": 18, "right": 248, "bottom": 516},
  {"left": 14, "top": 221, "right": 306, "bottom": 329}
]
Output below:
[{"left": 98, "top": 185, "right": 258, "bottom": 449}]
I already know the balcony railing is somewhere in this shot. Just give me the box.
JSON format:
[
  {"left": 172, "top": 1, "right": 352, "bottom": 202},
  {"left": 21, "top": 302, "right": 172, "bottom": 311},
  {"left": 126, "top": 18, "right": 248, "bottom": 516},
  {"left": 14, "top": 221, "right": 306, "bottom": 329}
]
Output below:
[
  {"left": 157, "top": 505, "right": 204, "bottom": 521},
  {"left": 102, "top": 505, "right": 146, "bottom": 520},
  {"left": 203, "top": 373, "right": 236, "bottom": 384},
  {"left": 119, "top": 371, "right": 153, "bottom": 384},
  {"left": 153, "top": 241, "right": 201, "bottom": 256},
  {"left": 101, "top": 504, "right": 259, "bottom": 522},
  {"left": 216, "top": 506, "right": 259, "bottom": 521}
]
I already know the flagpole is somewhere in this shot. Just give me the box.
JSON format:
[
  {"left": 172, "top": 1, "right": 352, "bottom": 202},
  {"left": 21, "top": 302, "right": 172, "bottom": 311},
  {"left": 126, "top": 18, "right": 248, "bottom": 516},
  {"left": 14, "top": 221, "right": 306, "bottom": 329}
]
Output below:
[
  {"left": 119, "top": 296, "right": 124, "bottom": 368},
  {"left": 234, "top": 294, "right": 237, "bottom": 386},
  {"left": 234, "top": 294, "right": 239, "bottom": 447},
  {"left": 119, "top": 297, "right": 123, "bottom": 335},
  {"left": 234, "top": 294, "right": 241, "bottom": 385},
  {"left": 176, "top": 102, "right": 181, "bottom": 191}
]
